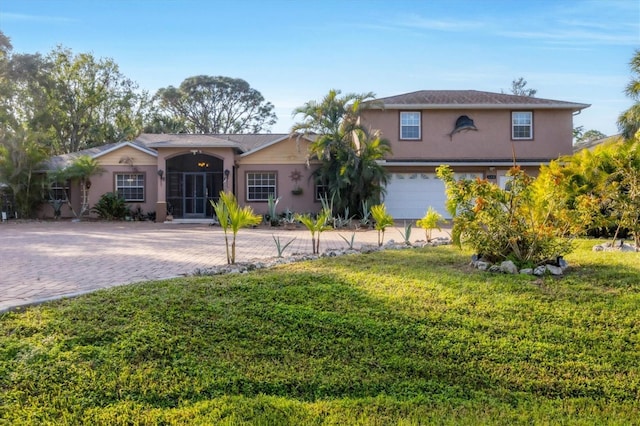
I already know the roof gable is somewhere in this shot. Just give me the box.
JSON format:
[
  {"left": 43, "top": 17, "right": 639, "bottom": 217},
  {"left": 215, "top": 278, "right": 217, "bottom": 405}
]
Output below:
[
  {"left": 366, "top": 90, "right": 590, "bottom": 111},
  {"left": 44, "top": 140, "right": 156, "bottom": 170}
]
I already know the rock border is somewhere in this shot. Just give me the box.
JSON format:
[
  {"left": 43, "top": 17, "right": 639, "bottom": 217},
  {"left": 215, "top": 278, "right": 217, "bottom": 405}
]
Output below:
[
  {"left": 470, "top": 257, "right": 569, "bottom": 276},
  {"left": 191, "top": 237, "right": 452, "bottom": 276}
]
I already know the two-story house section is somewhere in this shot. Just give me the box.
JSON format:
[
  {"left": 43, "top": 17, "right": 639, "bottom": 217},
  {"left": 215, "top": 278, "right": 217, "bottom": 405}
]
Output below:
[{"left": 360, "top": 90, "right": 589, "bottom": 219}]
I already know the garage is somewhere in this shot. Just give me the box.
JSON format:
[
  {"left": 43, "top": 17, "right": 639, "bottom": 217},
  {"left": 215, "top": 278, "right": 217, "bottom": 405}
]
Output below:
[
  {"left": 383, "top": 173, "right": 448, "bottom": 220},
  {"left": 383, "top": 172, "right": 483, "bottom": 220}
]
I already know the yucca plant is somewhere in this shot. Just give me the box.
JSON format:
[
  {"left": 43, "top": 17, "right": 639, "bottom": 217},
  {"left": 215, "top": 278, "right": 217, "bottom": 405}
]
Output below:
[
  {"left": 370, "top": 203, "right": 394, "bottom": 246},
  {"left": 295, "top": 209, "right": 331, "bottom": 254},
  {"left": 210, "top": 191, "right": 262, "bottom": 264}
]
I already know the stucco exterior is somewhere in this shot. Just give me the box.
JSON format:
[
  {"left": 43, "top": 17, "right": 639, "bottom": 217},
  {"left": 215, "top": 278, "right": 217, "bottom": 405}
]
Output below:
[
  {"left": 360, "top": 108, "right": 575, "bottom": 161},
  {"left": 39, "top": 90, "right": 589, "bottom": 221}
]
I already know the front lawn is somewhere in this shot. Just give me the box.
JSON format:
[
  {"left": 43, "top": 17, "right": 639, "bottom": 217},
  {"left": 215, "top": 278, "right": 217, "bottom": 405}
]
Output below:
[{"left": 1, "top": 240, "right": 638, "bottom": 424}]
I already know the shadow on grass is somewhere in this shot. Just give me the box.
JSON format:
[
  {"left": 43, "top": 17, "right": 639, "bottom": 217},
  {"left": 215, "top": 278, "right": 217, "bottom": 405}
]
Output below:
[{"left": 1, "top": 244, "right": 639, "bottom": 423}]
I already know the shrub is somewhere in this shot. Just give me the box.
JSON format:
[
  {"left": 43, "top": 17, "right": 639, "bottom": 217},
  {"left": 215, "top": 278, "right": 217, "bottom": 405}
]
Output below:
[
  {"left": 91, "top": 192, "right": 129, "bottom": 220},
  {"left": 370, "top": 203, "right": 394, "bottom": 246},
  {"left": 295, "top": 209, "right": 331, "bottom": 254},
  {"left": 437, "top": 165, "right": 572, "bottom": 266},
  {"left": 416, "top": 207, "right": 445, "bottom": 242},
  {"left": 211, "top": 191, "right": 262, "bottom": 264}
]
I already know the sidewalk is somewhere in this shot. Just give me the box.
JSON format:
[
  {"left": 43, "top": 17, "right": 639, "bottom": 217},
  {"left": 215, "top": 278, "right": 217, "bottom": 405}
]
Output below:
[{"left": 0, "top": 221, "right": 450, "bottom": 313}]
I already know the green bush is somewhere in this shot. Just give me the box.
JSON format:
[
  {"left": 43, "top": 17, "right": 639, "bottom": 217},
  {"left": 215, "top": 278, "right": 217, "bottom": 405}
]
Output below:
[
  {"left": 437, "top": 165, "right": 573, "bottom": 266},
  {"left": 91, "top": 192, "right": 129, "bottom": 220}
]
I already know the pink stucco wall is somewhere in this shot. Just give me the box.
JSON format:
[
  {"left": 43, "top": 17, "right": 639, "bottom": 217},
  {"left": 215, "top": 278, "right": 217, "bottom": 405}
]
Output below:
[
  {"left": 360, "top": 108, "right": 575, "bottom": 161},
  {"left": 238, "top": 163, "right": 322, "bottom": 216}
]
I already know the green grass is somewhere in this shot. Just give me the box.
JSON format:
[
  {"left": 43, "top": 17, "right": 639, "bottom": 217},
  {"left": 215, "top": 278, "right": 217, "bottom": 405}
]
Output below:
[{"left": 1, "top": 240, "right": 639, "bottom": 425}]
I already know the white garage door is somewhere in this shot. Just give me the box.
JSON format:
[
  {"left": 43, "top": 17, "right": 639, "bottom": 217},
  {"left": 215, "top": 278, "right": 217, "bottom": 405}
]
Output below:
[
  {"left": 383, "top": 173, "right": 447, "bottom": 220},
  {"left": 383, "top": 172, "right": 482, "bottom": 220}
]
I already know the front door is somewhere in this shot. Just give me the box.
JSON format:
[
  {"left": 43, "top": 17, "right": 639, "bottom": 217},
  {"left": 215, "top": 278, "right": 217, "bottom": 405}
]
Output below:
[{"left": 184, "top": 173, "right": 207, "bottom": 217}]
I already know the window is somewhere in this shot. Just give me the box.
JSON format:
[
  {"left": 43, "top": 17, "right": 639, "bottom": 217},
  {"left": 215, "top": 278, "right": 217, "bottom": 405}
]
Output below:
[
  {"left": 247, "top": 172, "right": 276, "bottom": 201},
  {"left": 48, "top": 181, "right": 69, "bottom": 201},
  {"left": 315, "top": 182, "right": 329, "bottom": 201},
  {"left": 115, "top": 173, "right": 145, "bottom": 202},
  {"left": 400, "top": 111, "right": 421, "bottom": 140},
  {"left": 512, "top": 111, "right": 533, "bottom": 140}
]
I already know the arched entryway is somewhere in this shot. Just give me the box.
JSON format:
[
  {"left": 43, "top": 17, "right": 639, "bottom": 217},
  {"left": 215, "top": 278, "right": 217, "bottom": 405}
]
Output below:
[{"left": 166, "top": 153, "right": 225, "bottom": 219}]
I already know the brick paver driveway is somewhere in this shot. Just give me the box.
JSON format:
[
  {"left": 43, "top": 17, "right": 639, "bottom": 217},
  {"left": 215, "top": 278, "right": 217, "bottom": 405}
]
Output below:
[{"left": 0, "top": 220, "right": 449, "bottom": 312}]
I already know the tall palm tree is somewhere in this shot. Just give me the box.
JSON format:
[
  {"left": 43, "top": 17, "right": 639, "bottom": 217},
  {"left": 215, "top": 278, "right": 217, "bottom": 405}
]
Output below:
[
  {"left": 618, "top": 49, "right": 640, "bottom": 140},
  {"left": 291, "top": 90, "right": 390, "bottom": 216}
]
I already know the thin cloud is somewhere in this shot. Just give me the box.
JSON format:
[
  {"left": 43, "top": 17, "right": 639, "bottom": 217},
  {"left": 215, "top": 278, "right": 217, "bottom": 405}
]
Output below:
[
  {"left": 0, "top": 12, "right": 76, "bottom": 23},
  {"left": 499, "top": 28, "right": 638, "bottom": 46},
  {"left": 393, "top": 13, "right": 485, "bottom": 32}
]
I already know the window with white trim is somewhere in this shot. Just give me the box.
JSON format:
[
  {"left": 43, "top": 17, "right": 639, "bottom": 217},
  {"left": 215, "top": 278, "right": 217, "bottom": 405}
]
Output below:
[
  {"left": 512, "top": 111, "right": 533, "bottom": 140},
  {"left": 115, "top": 173, "right": 145, "bottom": 202},
  {"left": 48, "top": 180, "right": 69, "bottom": 201},
  {"left": 400, "top": 111, "right": 421, "bottom": 140},
  {"left": 247, "top": 172, "right": 276, "bottom": 201}
]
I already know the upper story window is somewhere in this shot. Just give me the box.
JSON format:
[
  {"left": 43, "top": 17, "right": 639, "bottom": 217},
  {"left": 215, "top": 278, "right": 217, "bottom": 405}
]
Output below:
[
  {"left": 115, "top": 173, "right": 145, "bottom": 202},
  {"left": 400, "top": 111, "right": 421, "bottom": 140},
  {"left": 512, "top": 111, "right": 533, "bottom": 140},
  {"left": 247, "top": 172, "right": 276, "bottom": 201}
]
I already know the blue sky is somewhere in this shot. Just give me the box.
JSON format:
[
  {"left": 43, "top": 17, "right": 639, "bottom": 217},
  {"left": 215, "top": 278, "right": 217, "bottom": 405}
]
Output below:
[{"left": 1, "top": 0, "right": 638, "bottom": 136}]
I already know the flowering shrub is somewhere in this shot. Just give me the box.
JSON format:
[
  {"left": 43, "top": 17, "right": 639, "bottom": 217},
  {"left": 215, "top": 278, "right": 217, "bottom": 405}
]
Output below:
[{"left": 436, "top": 165, "right": 573, "bottom": 266}]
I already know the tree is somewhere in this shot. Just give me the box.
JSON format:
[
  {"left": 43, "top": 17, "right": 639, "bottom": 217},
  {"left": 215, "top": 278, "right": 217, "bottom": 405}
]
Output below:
[
  {"left": 295, "top": 209, "right": 331, "bottom": 254},
  {"left": 618, "top": 49, "right": 640, "bottom": 140},
  {"left": 503, "top": 77, "right": 537, "bottom": 97},
  {"left": 291, "top": 89, "right": 391, "bottom": 216},
  {"left": 600, "top": 138, "right": 640, "bottom": 246},
  {"left": 210, "top": 191, "right": 262, "bottom": 264},
  {"left": 370, "top": 203, "right": 394, "bottom": 247},
  {"left": 0, "top": 126, "right": 47, "bottom": 218},
  {"left": 48, "top": 155, "right": 104, "bottom": 219},
  {"left": 155, "top": 75, "right": 277, "bottom": 134},
  {"left": 575, "top": 129, "right": 607, "bottom": 145},
  {"left": 536, "top": 136, "right": 640, "bottom": 247},
  {"left": 438, "top": 165, "right": 573, "bottom": 266},
  {"left": 40, "top": 47, "right": 147, "bottom": 154}
]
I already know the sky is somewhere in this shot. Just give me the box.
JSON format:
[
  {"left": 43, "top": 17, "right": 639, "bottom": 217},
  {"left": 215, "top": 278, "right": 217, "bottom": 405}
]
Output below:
[{"left": 0, "top": 0, "right": 638, "bottom": 136}]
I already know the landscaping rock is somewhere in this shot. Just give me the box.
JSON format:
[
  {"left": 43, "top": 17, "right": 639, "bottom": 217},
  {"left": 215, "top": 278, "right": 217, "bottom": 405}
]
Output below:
[
  {"left": 545, "top": 264, "right": 564, "bottom": 276},
  {"left": 475, "top": 261, "right": 490, "bottom": 271},
  {"left": 533, "top": 266, "right": 547, "bottom": 276},
  {"left": 519, "top": 268, "right": 533, "bottom": 275},
  {"left": 593, "top": 241, "right": 639, "bottom": 252},
  {"left": 499, "top": 260, "right": 519, "bottom": 274}
]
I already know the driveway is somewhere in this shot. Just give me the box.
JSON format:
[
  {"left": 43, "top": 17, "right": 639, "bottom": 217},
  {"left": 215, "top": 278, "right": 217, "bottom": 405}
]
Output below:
[{"left": 0, "top": 220, "right": 449, "bottom": 313}]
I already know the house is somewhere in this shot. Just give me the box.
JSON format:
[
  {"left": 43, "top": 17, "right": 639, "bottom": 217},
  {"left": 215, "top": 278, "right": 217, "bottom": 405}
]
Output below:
[
  {"left": 41, "top": 90, "right": 589, "bottom": 221},
  {"left": 43, "top": 133, "right": 321, "bottom": 222},
  {"left": 573, "top": 134, "right": 621, "bottom": 152},
  {"left": 360, "top": 90, "right": 589, "bottom": 218}
]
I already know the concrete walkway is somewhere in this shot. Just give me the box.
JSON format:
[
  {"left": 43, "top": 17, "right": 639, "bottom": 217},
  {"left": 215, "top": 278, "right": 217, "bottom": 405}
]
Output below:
[{"left": 0, "top": 220, "right": 450, "bottom": 313}]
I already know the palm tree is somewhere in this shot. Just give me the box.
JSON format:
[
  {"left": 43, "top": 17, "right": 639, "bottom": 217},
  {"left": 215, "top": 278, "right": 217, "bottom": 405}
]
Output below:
[
  {"left": 211, "top": 191, "right": 262, "bottom": 264},
  {"left": 618, "top": 49, "right": 640, "bottom": 140},
  {"left": 291, "top": 89, "right": 390, "bottom": 216}
]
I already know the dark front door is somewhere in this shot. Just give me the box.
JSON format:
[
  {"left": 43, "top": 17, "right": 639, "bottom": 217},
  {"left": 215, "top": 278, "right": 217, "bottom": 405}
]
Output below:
[{"left": 184, "top": 173, "right": 207, "bottom": 217}]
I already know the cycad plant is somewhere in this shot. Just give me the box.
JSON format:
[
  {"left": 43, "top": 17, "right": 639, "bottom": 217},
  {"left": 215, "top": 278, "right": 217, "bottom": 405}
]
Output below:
[
  {"left": 210, "top": 191, "right": 262, "bottom": 264},
  {"left": 370, "top": 203, "right": 394, "bottom": 246}
]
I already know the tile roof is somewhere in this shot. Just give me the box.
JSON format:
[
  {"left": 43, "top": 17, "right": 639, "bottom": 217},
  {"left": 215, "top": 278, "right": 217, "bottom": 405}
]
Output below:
[
  {"left": 42, "top": 140, "right": 154, "bottom": 170},
  {"left": 135, "top": 133, "right": 294, "bottom": 152},
  {"left": 366, "top": 90, "right": 590, "bottom": 111},
  {"left": 42, "top": 133, "right": 306, "bottom": 170}
]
